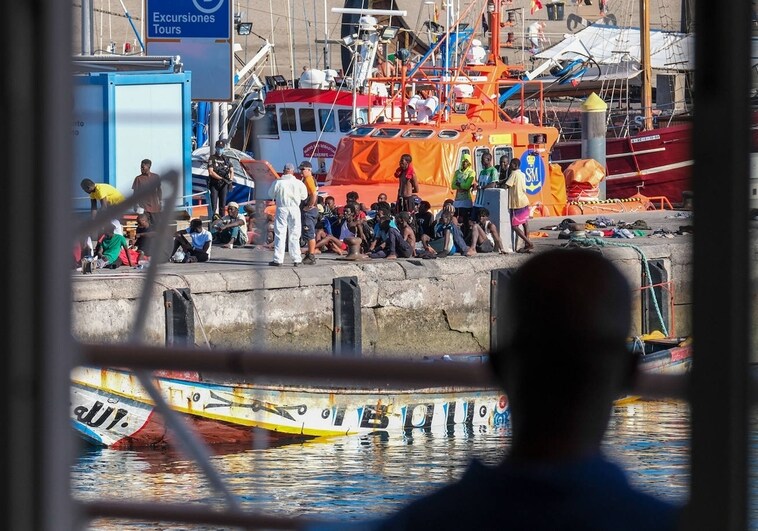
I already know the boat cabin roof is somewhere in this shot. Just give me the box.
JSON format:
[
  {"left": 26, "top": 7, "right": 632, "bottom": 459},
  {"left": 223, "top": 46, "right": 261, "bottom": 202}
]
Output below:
[{"left": 264, "top": 88, "right": 382, "bottom": 107}]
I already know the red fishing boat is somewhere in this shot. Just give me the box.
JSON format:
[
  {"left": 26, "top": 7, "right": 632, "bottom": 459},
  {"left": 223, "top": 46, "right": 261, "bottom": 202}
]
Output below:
[
  {"left": 551, "top": 123, "right": 692, "bottom": 203},
  {"left": 525, "top": 1, "right": 696, "bottom": 205}
]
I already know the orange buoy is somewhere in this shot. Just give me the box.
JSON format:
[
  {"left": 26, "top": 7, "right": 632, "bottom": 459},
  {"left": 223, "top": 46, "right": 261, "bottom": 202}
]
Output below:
[{"left": 564, "top": 204, "right": 582, "bottom": 216}]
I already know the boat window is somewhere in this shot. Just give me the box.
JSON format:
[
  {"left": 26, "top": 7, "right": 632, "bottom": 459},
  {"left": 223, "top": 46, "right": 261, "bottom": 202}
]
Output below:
[
  {"left": 351, "top": 126, "right": 375, "bottom": 137},
  {"left": 371, "top": 128, "right": 402, "bottom": 138},
  {"left": 402, "top": 129, "right": 434, "bottom": 139},
  {"left": 254, "top": 105, "right": 279, "bottom": 137},
  {"left": 528, "top": 133, "right": 548, "bottom": 145},
  {"left": 356, "top": 109, "right": 368, "bottom": 126},
  {"left": 338, "top": 110, "right": 353, "bottom": 132},
  {"left": 299, "top": 109, "right": 316, "bottom": 132},
  {"left": 494, "top": 146, "right": 513, "bottom": 169},
  {"left": 438, "top": 130, "right": 460, "bottom": 139},
  {"left": 279, "top": 108, "right": 297, "bottom": 132},
  {"left": 318, "top": 109, "right": 336, "bottom": 133}
]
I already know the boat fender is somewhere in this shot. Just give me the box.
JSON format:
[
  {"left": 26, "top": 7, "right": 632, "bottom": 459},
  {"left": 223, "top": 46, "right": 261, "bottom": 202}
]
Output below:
[{"left": 558, "top": 66, "right": 587, "bottom": 85}]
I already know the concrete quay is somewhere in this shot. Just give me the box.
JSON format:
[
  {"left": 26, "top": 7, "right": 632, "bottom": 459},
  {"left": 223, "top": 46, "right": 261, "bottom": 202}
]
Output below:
[{"left": 71, "top": 210, "right": 716, "bottom": 358}]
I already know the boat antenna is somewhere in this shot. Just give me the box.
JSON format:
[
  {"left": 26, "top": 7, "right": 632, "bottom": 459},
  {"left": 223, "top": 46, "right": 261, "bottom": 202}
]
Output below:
[
  {"left": 323, "top": 0, "right": 330, "bottom": 68},
  {"left": 118, "top": 0, "right": 145, "bottom": 54},
  {"left": 639, "top": 0, "right": 653, "bottom": 130}
]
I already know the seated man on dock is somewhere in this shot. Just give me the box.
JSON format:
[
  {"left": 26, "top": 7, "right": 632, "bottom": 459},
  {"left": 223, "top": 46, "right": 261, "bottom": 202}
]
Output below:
[
  {"left": 467, "top": 208, "right": 508, "bottom": 254},
  {"left": 210, "top": 201, "right": 248, "bottom": 249},
  {"left": 376, "top": 248, "right": 684, "bottom": 530},
  {"left": 170, "top": 218, "right": 212, "bottom": 263},
  {"left": 420, "top": 208, "right": 475, "bottom": 258}
]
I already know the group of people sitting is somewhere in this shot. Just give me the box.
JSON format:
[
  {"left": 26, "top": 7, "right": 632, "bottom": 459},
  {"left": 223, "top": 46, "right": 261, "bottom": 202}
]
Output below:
[
  {"left": 75, "top": 183, "right": 527, "bottom": 271},
  {"left": 263, "top": 190, "right": 511, "bottom": 260}
]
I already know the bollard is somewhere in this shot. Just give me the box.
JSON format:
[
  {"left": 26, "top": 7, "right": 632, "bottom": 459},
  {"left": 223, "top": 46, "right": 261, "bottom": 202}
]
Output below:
[
  {"left": 490, "top": 268, "right": 515, "bottom": 353},
  {"left": 580, "top": 92, "right": 608, "bottom": 200},
  {"left": 164, "top": 288, "right": 195, "bottom": 347},
  {"left": 333, "top": 276, "right": 362, "bottom": 357},
  {"left": 480, "top": 188, "right": 513, "bottom": 252}
]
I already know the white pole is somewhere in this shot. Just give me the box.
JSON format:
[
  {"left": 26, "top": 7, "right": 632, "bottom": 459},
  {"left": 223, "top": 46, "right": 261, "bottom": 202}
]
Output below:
[
  {"left": 81, "top": 0, "right": 93, "bottom": 55},
  {"left": 324, "top": 0, "right": 329, "bottom": 69},
  {"left": 332, "top": 8, "right": 407, "bottom": 17},
  {"left": 210, "top": 102, "right": 220, "bottom": 149},
  {"left": 521, "top": 8, "right": 525, "bottom": 66},
  {"left": 287, "top": 0, "right": 295, "bottom": 83},
  {"left": 220, "top": 102, "right": 229, "bottom": 141},
  {"left": 269, "top": 0, "right": 277, "bottom": 75}
]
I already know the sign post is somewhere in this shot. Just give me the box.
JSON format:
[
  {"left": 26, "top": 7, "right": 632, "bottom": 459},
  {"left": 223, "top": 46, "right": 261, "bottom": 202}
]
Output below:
[{"left": 145, "top": 0, "right": 233, "bottom": 101}]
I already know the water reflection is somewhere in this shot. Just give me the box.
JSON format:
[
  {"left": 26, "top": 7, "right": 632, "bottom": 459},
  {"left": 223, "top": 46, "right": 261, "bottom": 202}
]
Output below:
[{"left": 74, "top": 400, "right": 690, "bottom": 530}]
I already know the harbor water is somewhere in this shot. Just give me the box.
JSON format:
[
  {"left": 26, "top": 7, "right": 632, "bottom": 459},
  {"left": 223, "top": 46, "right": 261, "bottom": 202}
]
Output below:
[{"left": 73, "top": 399, "right": 701, "bottom": 530}]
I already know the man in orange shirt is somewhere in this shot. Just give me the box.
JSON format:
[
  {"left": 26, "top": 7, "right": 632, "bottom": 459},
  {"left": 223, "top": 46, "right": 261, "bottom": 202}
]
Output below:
[{"left": 299, "top": 160, "right": 319, "bottom": 265}]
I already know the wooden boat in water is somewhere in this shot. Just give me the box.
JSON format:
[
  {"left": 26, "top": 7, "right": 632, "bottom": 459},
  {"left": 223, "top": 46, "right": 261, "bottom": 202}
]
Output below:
[
  {"left": 71, "top": 337, "right": 691, "bottom": 449},
  {"left": 70, "top": 362, "right": 506, "bottom": 449}
]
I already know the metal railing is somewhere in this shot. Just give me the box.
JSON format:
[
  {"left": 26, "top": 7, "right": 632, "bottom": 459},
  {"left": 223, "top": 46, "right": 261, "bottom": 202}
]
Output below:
[{"left": 3, "top": 0, "right": 752, "bottom": 530}]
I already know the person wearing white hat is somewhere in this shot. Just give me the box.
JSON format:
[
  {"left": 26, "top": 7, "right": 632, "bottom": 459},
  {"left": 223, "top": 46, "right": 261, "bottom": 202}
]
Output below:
[{"left": 210, "top": 201, "right": 248, "bottom": 249}]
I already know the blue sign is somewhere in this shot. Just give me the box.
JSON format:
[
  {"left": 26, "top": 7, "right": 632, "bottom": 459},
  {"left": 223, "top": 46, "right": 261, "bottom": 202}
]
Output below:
[
  {"left": 521, "top": 151, "right": 546, "bottom": 195},
  {"left": 147, "top": 0, "right": 230, "bottom": 39}
]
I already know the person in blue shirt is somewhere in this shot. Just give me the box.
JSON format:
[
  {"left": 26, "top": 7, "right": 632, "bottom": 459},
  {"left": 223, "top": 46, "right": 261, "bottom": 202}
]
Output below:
[{"left": 374, "top": 248, "right": 684, "bottom": 531}]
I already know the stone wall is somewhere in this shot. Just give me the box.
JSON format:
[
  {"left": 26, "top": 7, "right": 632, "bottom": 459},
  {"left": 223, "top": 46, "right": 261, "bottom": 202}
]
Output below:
[{"left": 72, "top": 245, "right": 693, "bottom": 359}]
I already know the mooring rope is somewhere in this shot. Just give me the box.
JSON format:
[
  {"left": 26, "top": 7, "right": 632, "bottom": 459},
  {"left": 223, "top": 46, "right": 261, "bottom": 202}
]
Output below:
[{"left": 565, "top": 236, "right": 670, "bottom": 337}]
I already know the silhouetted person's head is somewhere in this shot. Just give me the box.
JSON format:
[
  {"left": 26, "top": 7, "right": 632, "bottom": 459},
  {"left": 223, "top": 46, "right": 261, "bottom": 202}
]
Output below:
[{"left": 490, "top": 248, "right": 636, "bottom": 462}]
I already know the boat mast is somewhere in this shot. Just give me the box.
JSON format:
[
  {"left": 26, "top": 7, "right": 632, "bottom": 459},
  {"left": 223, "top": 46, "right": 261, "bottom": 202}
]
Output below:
[
  {"left": 323, "top": 0, "right": 330, "bottom": 69},
  {"left": 81, "top": 0, "right": 93, "bottom": 55},
  {"left": 488, "top": 0, "right": 500, "bottom": 64},
  {"left": 639, "top": 0, "right": 653, "bottom": 130}
]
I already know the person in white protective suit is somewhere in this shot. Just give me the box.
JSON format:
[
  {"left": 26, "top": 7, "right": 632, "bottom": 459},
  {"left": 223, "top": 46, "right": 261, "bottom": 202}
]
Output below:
[{"left": 267, "top": 163, "right": 308, "bottom": 266}]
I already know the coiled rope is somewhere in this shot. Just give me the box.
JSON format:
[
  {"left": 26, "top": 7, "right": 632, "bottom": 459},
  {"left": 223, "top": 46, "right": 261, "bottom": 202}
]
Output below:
[{"left": 565, "top": 236, "right": 670, "bottom": 337}]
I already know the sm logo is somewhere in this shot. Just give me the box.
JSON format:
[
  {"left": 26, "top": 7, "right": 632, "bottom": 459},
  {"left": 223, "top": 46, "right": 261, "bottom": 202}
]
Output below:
[{"left": 521, "top": 151, "right": 545, "bottom": 195}]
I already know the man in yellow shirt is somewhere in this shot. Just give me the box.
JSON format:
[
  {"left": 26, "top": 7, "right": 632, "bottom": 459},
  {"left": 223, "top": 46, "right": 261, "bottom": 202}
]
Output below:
[
  {"left": 504, "top": 158, "right": 533, "bottom": 253},
  {"left": 80, "top": 178, "right": 126, "bottom": 235}
]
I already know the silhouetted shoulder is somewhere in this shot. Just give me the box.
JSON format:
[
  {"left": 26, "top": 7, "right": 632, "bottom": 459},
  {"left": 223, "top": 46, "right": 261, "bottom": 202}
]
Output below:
[{"left": 376, "top": 456, "right": 681, "bottom": 531}]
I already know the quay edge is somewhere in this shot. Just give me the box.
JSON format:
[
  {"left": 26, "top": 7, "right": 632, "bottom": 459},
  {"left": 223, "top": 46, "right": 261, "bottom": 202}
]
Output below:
[{"left": 71, "top": 212, "right": 711, "bottom": 358}]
